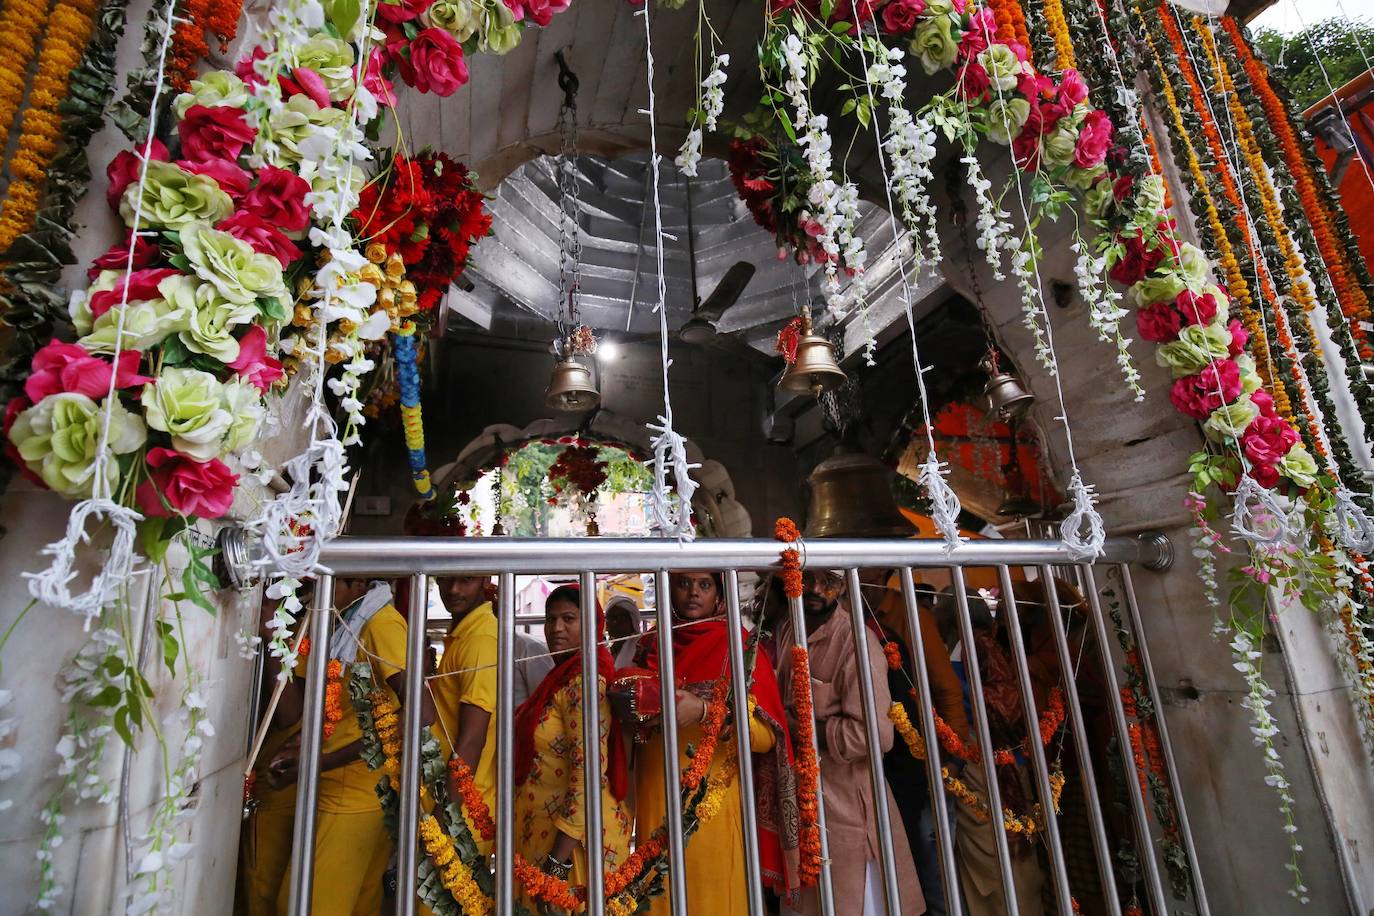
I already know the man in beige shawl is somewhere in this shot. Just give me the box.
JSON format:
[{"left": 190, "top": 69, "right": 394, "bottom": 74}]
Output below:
[{"left": 777, "top": 569, "right": 926, "bottom": 916}]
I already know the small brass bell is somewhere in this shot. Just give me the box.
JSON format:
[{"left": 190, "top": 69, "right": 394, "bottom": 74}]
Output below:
[
  {"left": 779, "top": 312, "right": 846, "bottom": 398},
  {"left": 980, "top": 352, "right": 1033, "bottom": 421},
  {"left": 544, "top": 357, "right": 600, "bottom": 412},
  {"left": 804, "top": 446, "right": 916, "bottom": 539}
]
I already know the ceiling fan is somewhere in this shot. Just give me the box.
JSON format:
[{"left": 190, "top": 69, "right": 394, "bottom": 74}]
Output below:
[{"left": 678, "top": 260, "right": 756, "bottom": 344}]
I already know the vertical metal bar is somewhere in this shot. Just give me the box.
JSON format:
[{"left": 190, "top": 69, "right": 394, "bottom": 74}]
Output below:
[
  {"left": 496, "top": 572, "right": 517, "bottom": 916},
  {"left": 580, "top": 570, "right": 607, "bottom": 915},
  {"left": 654, "top": 569, "right": 689, "bottom": 915},
  {"left": 897, "top": 568, "right": 962, "bottom": 916},
  {"left": 288, "top": 575, "right": 334, "bottom": 916},
  {"left": 995, "top": 565, "right": 1073, "bottom": 913},
  {"left": 1038, "top": 567, "right": 1121, "bottom": 915},
  {"left": 396, "top": 574, "right": 429, "bottom": 916},
  {"left": 843, "top": 568, "right": 903, "bottom": 916},
  {"left": 949, "top": 567, "right": 1020, "bottom": 916},
  {"left": 723, "top": 571, "right": 766, "bottom": 916},
  {"left": 1117, "top": 564, "right": 1210, "bottom": 915},
  {"left": 1078, "top": 565, "right": 1168, "bottom": 914},
  {"left": 786, "top": 592, "right": 837, "bottom": 916}
]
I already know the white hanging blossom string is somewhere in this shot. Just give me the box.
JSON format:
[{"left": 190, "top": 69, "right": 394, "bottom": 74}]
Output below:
[
  {"left": 24, "top": 2, "right": 184, "bottom": 620},
  {"left": 675, "top": 51, "right": 728, "bottom": 177},
  {"left": 640, "top": 0, "right": 697, "bottom": 539},
  {"left": 1072, "top": 230, "right": 1142, "bottom": 398},
  {"left": 857, "top": 33, "right": 963, "bottom": 551},
  {"left": 866, "top": 45, "right": 940, "bottom": 270}
]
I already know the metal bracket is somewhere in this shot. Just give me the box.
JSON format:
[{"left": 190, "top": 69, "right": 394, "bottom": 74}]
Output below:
[
  {"left": 1135, "top": 531, "right": 1174, "bottom": 572},
  {"left": 217, "top": 526, "right": 265, "bottom": 591}
]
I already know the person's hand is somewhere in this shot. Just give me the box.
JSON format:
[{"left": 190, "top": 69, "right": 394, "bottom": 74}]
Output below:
[
  {"left": 674, "top": 689, "right": 706, "bottom": 728},
  {"left": 266, "top": 736, "right": 300, "bottom": 789}
]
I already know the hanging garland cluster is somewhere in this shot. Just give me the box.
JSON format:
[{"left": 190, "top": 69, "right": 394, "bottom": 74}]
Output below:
[{"left": 392, "top": 321, "right": 435, "bottom": 500}]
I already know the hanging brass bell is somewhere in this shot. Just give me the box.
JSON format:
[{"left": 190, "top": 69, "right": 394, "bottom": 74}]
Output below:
[
  {"left": 544, "top": 358, "right": 600, "bottom": 411},
  {"left": 804, "top": 446, "right": 916, "bottom": 539},
  {"left": 779, "top": 313, "right": 846, "bottom": 398},
  {"left": 982, "top": 370, "right": 1033, "bottom": 421}
]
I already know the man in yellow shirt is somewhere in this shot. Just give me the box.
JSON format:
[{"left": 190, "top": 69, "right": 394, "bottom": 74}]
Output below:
[
  {"left": 265, "top": 578, "right": 426, "bottom": 915},
  {"left": 430, "top": 575, "right": 499, "bottom": 855}
]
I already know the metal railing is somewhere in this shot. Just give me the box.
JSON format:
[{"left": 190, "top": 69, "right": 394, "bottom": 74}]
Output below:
[{"left": 278, "top": 533, "right": 1206, "bottom": 916}]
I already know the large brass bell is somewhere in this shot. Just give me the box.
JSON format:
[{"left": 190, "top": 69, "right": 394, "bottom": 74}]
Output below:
[
  {"left": 980, "top": 352, "right": 1033, "bottom": 421},
  {"left": 544, "top": 357, "right": 600, "bottom": 411},
  {"left": 804, "top": 446, "right": 916, "bottom": 539},
  {"left": 779, "top": 311, "right": 846, "bottom": 398}
]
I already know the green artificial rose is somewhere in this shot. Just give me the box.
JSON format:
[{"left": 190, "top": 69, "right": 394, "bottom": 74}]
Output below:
[
  {"left": 9, "top": 393, "right": 146, "bottom": 497},
  {"left": 160, "top": 274, "right": 258, "bottom": 362},
  {"left": 1235, "top": 354, "right": 1261, "bottom": 394},
  {"left": 1129, "top": 271, "right": 1186, "bottom": 308},
  {"left": 1176, "top": 243, "right": 1211, "bottom": 291},
  {"left": 143, "top": 367, "right": 233, "bottom": 461},
  {"left": 79, "top": 297, "right": 187, "bottom": 353},
  {"left": 173, "top": 71, "right": 250, "bottom": 119},
  {"left": 984, "top": 96, "right": 1031, "bottom": 145},
  {"left": 924, "top": 0, "right": 954, "bottom": 15},
  {"left": 479, "top": 0, "right": 521, "bottom": 52},
  {"left": 425, "top": 0, "right": 480, "bottom": 42},
  {"left": 1083, "top": 175, "right": 1115, "bottom": 218},
  {"left": 1203, "top": 394, "right": 1259, "bottom": 442},
  {"left": 267, "top": 95, "right": 350, "bottom": 166},
  {"left": 69, "top": 272, "right": 120, "bottom": 335},
  {"left": 120, "top": 161, "right": 233, "bottom": 229},
  {"left": 910, "top": 19, "right": 959, "bottom": 75},
  {"left": 1065, "top": 162, "right": 1107, "bottom": 192},
  {"left": 978, "top": 44, "right": 1022, "bottom": 93},
  {"left": 1042, "top": 124, "right": 1079, "bottom": 169},
  {"left": 297, "top": 35, "right": 357, "bottom": 102},
  {"left": 1279, "top": 445, "right": 1319, "bottom": 488},
  {"left": 221, "top": 379, "right": 266, "bottom": 454},
  {"left": 181, "top": 223, "right": 289, "bottom": 306},
  {"left": 1156, "top": 322, "right": 1232, "bottom": 376}
]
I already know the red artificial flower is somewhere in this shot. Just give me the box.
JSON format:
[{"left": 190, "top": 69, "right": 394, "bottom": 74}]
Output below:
[
  {"left": 1108, "top": 233, "right": 1167, "bottom": 286},
  {"left": 398, "top": 28, "right": 469, "bottom": 96},
  {"left": 88, "top": 232, "right": 161, "bottom": 280},
  {"left": 228, "top": 325, "right": 286, "bottom": 392},
  {"left": 1135, "top": 301, "right": 1184, "bottom": 344},
  {"left": 105, "top": 139, "right": 169, "bottom": 209},
  {"left": 89, "top": 268, "right": 181, "bottom": 319},
  {"left": 178, "top": 104, "right": 257, "bottom": 163},
  {"left": 23, "top": 341, "right": 151, "bottom": 404},
  {"left": 244, "top": 165, "right": 313, "bottom": 232},
  {"left": 178, "top": 156, "right": 252, "bottom": 198},
  {"left": 1073, "top": 109, "right": 1113, "bottom": 170},
  {"left": 1056, "top": 69, "right": 1089, "bottom": 107},
  {"left": 1240, "top": 413, "right": 1299, "bottom": 472},
  {"left": 136, "top": 447, "right": 239, "bottom": 519},
  {"left": 881, "top": 0, "right": 924, "bottom": 33},
  {"left": 219, "top": 211, "right": 302, "bottom": 265},
  {"left": 1169, "top": 359, "right": 1242, "bottom": 421}
]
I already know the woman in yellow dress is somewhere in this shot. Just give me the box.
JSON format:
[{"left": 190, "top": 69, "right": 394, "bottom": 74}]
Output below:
[
  {"left": 630, "top": 572, "right": 800, "bottom": 916},
  {"left": 512, "top": 584, "right": 633, "bottom": 907}
]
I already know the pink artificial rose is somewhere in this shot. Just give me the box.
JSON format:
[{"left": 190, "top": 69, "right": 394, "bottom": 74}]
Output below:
[
  {"left": 236, "top": 47, "right": 268, "bottom": 87},
  {"left": 881, "top": 0, "right": 924, "bottom": 35},
  {"left": 1017, "top": 70, "right": 1052, "bottom": 101},
  {"left": 957, "top": 61, "right": 991, "bottom": 101},
  {"left": 1108, "top": 233, "right": 1167, "bottom": 286},
  {"left": 136, "top": 447, "right": 239, "bottom": 519},
  {"left": 178, "top": 157, "right": 252, "bottom": 198},
  {"left": 1007, "top": 40, "right": 1031, "bottom": 64},
  {"left": 218, "top": 211, "right": 302, "bottom": 266},
  {"left": 105, "top": 139, "right": 169, "bottom": 209},
  {"left": 88, "top": 232, "right": 161, "bottom": 280},
  {"left": 1250, "top": 389, "right": 1276, "bottom": 418},
  {"left": 360, "top": 49, "right": 396, "bottom": 107},
  {"left": 959, "top": 8, "right": 995, "bottom": 58},
  {"left": 243, "top": 165, "right": 312, "bottom": 232},
  {"left": 399, "top": 28, "right": 469, "bottom": 96},
  {"left": 506, "top": 0, "right": 571, "bottom": 27},
  {"left": 1135, "top": 301, "right": 1184, "bottom": 343},
  {"left": 1039, "top": 99, "right": 1070, "bottom": 132},
  {"left": 1056, "top": 69, "right": 1088, "bottom": 107},
  {"left": 376, "top": 0, "right": 430, "bottom": 25},
  {"left": 951, "top": 0, "right": 967, "bottom": 11},
  {"left": 23, "top": 341, "right": 151, "bottom": 404},
  {"left": 289, "top": 67, "right": 333, "bottom": 109},
  {"left": 228, "top": 325, "right": 286, "bottom": 392},
  {"left": 1226, "top": 317, "right": 1248, "bottom": 356},
  {"left": 1073, "top": 108, "right": 1113, "bottom": 169},
  {"left": 178, "top": 104, "right": 257, "bottom": 164},
  {"left": 1168, "top": 359, "right": 1242, "bottom": 421},
  {"left": 1174, "top": 289, "right": 1218, "bottom": 326},
  {"left": 89, "top": 268, "right": 181, "bottom": 319},
  {"left": 1240, "top": 414, "right": 1299, "bottom": 469}
]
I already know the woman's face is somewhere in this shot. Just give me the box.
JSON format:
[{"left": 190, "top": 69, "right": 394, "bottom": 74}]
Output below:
[
  {"left": 670, "top": 573, "right": 722, "bottom": 621},
  {"left": 544, "top": 598, "right": 582, "bottom": 657}
]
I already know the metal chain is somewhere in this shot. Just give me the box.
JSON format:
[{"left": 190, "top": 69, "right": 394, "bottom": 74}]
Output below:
[{"left": 555, "top": 97, "right": 582, "bottom": 338}]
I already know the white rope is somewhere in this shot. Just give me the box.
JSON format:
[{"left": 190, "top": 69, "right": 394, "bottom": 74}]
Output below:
[
  {"left": 1230, "top": 473, "right": 1298, "bottom": 546},
  {"left": 856, "top": 33, "right": 963, "bottom": 552},
  {"left": 24, "top": 4, "right": 183, "bottom": 620},
  {"left": 639, "top": 0, "right": 696, "bottom": 540}
]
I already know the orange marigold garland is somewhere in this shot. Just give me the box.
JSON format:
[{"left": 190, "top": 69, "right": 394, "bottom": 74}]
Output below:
[
  {"left": 1041, "top": 0, "right": 1077, "bottom": 72},
  {"left": 0, "top": 0, "right": 101, "bottom": 250},
  {"left": 776, "top": 517, "right": 803, "bottom": 599},
  {"left": 790, "top": 646, "right": 824, "bottom": 885},
  {"left": 448, "top": 757, "right": 496, "bottom": 842},
  {"left": 322, "top": 660, "right": 344, "bottom": 739},
  {"left": 986, "top": 0, "right": 1031, "bottom": 52}
]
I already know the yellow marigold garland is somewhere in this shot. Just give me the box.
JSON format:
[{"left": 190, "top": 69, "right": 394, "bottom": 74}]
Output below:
[
  {"left": 372, "top": 691, "right": 402, "bottom": 790},
  {"left": 0, "top": 0, "right": 53, "bottom": 160},
  {"left": 1042, "top": 0, "right": 1076, "bottom": 72},
  {"left": 419, "top": 815, "right": 494, "bottom": 916},
  {"left": 0, "top": 0, "right": 100, "bottom": 250}
]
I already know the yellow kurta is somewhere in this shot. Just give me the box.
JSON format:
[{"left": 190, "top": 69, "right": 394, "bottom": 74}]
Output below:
[
  {"left": 635, "top": 711, "right": 775, "bottom": 916},
  {"left": 238, "top": 724, "right": 299, "bottom": 916},
  {"left": 277, "top": 603, "right": 409, "bottom": 916},
  {"left": 431, "top": 601, "right": 499, "bottom": 855},
  {"left": 514, "top": 676, "right": 633, "bottom": 908}
]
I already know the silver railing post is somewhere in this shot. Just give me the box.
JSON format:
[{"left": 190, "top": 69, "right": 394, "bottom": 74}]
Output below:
[
  {"left": 288, "top": 574, "right": 334, "bottom": 916},
  {"left": 654, "top": 569, "right": 689, "bottom": 915},
  {"left": 949, "top": 567, "right": 1019, "bottom": 915},
  {"left": 1038, "top": 567, "right": 1121, "bottom": 915},
  {"left": 994, "top": 565, "right": 1073, "bottom": 912},
  {"left": 723, "top": 571, "right": 766, "bottom": 916},
  {"left": 1118, "top": 564, "right": 1211, "bottom": 914},
  {"left": 896, "top": 568, "right": 962, "bottom": 916},
  {"left": 580, "top": 570, "right": 607, "bottom": 915},
  {"left": 496, "top": 571, "right": 516, "bottom": 916},
  {"left": 786, "top": 591, "right": 836, "bottom": 916},
  {"left": 1079, "top": 564, "right": 1168, "bottom": 913},
  {"left": 844, "top": 568, "right": 903, "bottom": 916},
  {"left": 396, "top": 573, "right": 429, "bottom": 916}
]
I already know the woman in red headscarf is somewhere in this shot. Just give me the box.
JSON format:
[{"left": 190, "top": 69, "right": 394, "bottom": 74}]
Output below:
[
  {"left": 632, "top": 571, "right": 801, "bottom": 915},
  {"left": 512, "top": 584, "right": 633, "bottom": 907}
]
